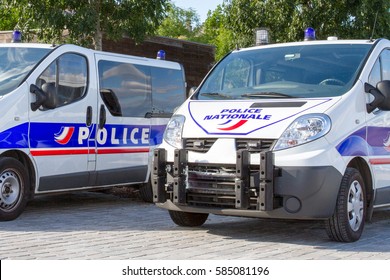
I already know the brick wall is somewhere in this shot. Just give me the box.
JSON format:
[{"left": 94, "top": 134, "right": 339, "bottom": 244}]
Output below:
[
  {"left": 0, "top": 31, "right": 216, "bottom": 96},
  {"left": 0, "top": 31, "right": 13, "bottom": 43}
]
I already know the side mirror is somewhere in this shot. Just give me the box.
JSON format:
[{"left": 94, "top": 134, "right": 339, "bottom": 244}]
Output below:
[
  {"left": 30, "top": 83, "right": 58, "bottom": 111},
  {"left": 188, "top": 86, "right": 197, "bottom": 97},
  {"left": 30, "top": 84, "right": 46, "bottom": 111},
  {"left": 365, "top": 82, "right": 385, "bottom": 113},
  {"left": 377, "top": 80, "right": 390, "bottom": 110}
]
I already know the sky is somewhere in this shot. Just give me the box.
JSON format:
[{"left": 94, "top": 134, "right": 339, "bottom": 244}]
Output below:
[{"left": 173, "top": 0, "right": 224, "bottom": 23}]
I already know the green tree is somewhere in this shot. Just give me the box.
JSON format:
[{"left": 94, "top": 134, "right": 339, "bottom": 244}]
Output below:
[
  {"left": 0, "top": 5, "right": 18, "bottom": 31},
  {"left": 0, "top": 0, "right": 169, "bottom": 50},
  {"left": 156, "top": 3, "right": 235, "bottom": 61},
  {"left": 201, "top": 4, "right": 235, "bottom": 61},
  {"left": 223, "top": 0, "right": 390, "bottom": 48},
  {"left": 156, "top": 3, "right": 202, "bottom": 41}
]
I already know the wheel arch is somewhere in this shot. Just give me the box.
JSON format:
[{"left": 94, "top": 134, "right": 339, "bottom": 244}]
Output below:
[{"left": 1, "top": 150, "right": 36, "bottom": 199}]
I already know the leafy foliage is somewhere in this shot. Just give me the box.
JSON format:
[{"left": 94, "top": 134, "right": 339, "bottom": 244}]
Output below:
[
  {"left": 0, "top": 0, "right": 168, "bottom": 50},
  {"left": 156, "top": 3, "right": 202, "bottom": 41},
  {"left": 0, "top": 5, "right": 18, "bottom": 31},
  {"left": 1, "top": 0, "right": 389, "bottom": 58},
  {"left": 156, "top": 0, "right": 390, "bottom": 61},
  {"left": 223, "top": 0, "right": 390, "bottom": 48},
  {"left": 156, "top": 3, "right": 235, "bottom": 61}
]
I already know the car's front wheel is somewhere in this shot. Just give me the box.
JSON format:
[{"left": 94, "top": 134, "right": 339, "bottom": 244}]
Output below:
[
  {"left": 325, "top": 167, "right": 366, "bottom": 242},
  {"left": 0, "top": 158, "right": 30, "bottom": 221},
  {"left": 169, "top": 210, "right": 209, "bottom": 227}
]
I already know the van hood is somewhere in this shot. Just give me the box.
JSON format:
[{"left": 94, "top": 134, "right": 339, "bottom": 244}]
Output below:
[{"left": 183, "top": 98, "right": 340, "bottom": 138}]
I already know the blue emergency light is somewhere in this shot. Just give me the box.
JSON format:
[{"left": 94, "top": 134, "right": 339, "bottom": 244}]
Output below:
[
  {"left": 12, "top": 30, "right": 22, "bottom": 43},
  {"left": 157, "top": 50, "right": 166, "bottom": 60},
  {"left": 304, "top": 27, "right": 316, "bottom": 41}
]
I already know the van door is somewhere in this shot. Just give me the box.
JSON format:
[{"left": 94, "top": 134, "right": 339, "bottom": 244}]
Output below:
[
  {"left": 366, "top": 48, "right": 390, "bottom": 206},
  {"left": 27, "top": 47, "right": 98, "bottom": 192},
  {"left": 94, "top": 55, "right": 152, "bottom": 185}
]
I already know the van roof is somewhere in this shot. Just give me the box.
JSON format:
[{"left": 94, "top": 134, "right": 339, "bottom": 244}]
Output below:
[
  {"left": 0, "top": 42, "right": 55, "bottom": 49},
  {"left": 233, "top": 38, "right": 383, "bottom": 54},
  {"left": 0, "top": 43, "right": 182, "bottom": 68}
]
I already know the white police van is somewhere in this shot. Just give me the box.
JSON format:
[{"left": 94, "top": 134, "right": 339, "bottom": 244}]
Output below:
[
  {"left": 152, "top": 31, "right": 390, "bottom": 242},
  {"left": 0, "top": 42, "right": 185, "bottom": 221}
]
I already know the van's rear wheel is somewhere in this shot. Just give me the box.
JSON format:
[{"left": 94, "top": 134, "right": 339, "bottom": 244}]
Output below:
[
  {"left": 325, "top": 167, "right": 366, "bottom": 242},
  {"left": 168, "top": 210, "right": 209, "bottom": 227},
  {"left": 0, "top": 158, "right": 30, "bottom": 221}
]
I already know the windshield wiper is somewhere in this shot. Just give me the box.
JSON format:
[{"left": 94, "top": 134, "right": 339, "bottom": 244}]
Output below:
[
  {"left": 199, "top": 92, "right": 234, "bottom": 99},
  {"left": 241, "top": 92, "right": 296, "bottom": 98}
]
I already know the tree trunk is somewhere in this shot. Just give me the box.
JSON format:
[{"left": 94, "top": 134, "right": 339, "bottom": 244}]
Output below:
[
  {"left": 92, "top": 0, "right": 103, "bottom": 50},
  {"left": 94, "top": 29, "right": 103, "bottom": 51}
]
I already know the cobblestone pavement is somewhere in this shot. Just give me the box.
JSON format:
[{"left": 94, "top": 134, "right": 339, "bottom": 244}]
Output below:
[{"left": 0, "top": 191, "right": 389, "bottom": 260}]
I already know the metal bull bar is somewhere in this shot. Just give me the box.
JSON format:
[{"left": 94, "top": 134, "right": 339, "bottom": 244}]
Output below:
[
  {"left": 235, "top": 149, "right": 274, "bottom": 211},
  {"left": 152, "top": 148, "right": 167, "bottom": 203},
  {"left": 152, "top": 148, "right": 275, "bottom": 211}
]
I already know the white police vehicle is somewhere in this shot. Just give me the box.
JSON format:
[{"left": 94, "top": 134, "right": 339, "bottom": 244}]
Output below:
[
  {"left": 152, "top": 29, "right": 390, "bottom": 242},
  {"left": 0, "top": 42, "right": 185, "bottom": 220}
]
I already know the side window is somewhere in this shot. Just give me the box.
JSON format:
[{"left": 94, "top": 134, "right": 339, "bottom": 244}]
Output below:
[
  {"left": 37, "top": 53, "right": 87, "bottom": 108},
  {"left": 151, "top": 67, "right": 185, "bottom": 114},
  {"left": 98, "top": 60, "right": 151, "bottom": 117},
  {"left": 368, "top": 49, "right": 390, "bottom": 86},
  {"left": 368, "top": 59, "right": 381, "bottom": 86},
  {"left": 381, "top": 50, "right": 390, "bottom": 81}
]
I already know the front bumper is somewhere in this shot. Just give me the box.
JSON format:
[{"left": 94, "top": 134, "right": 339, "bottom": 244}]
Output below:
[{"left": 152, "top": 148, "right": 342, "bottom": 220}]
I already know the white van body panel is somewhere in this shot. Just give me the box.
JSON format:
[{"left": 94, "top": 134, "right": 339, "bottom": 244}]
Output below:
[
  {"left": 0, "top": 43, "right": 185, "bottom": 220},
  {"left": 152, "top": 38, "right": 390, "bottom": 242}
]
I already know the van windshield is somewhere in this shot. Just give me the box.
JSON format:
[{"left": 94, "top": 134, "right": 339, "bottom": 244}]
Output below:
[
  {"left": 0, "top": 47, "right": 51, "bottom": 96},
  {"left": 196, "top": 43, "right": 372, "bottom": 100}
]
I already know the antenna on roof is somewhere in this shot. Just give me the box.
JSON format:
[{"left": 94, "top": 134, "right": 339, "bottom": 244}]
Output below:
[{"left": 369, "top": 11, "right": 379, "bottom": 41}]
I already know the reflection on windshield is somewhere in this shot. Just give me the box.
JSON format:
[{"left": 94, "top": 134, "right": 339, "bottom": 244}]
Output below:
[
  {"left": 196, "top": 44, "right": 371, "bottom": 100},
  {"left": 0, "top": 47, "right": 51, "bottom": 96}
]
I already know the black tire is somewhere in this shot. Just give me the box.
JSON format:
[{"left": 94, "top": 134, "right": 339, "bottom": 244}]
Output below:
[
  {"left": 168, "top": 210, "right": 209, "bottom": 227},
  {"left": 325, "top": 167, "right": 366, "bottom": 242},
  {"left": 0, "top": 158, "right": 30, "bottom": 221},
  {"left": 139, "top": 181, "right": 153, "bottom": 203}
]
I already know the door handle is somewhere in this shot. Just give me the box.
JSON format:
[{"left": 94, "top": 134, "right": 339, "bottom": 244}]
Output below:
[
  {"left": 86, "top": 106, "right": 92, "bottom": 126},
  {"left": 99, "top": 105, "right": 106, "bottom": 129}
]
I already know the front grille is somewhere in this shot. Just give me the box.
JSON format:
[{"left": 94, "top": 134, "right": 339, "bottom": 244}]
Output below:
[
  {"left": 186, "top": 164, "right": 259, "bottom": 209},
  {"left": 235, "top": 139, "right": 275, "bottom": 152},
  {"left": 187, "top": 181, "right": 258, "bottom": 209},
  {"left": 180, "top": 138, "right": 276, "bottom": 209},
  {"left": 184, "top": 138, "right": 217, "bottom": 153},
  {"left": 184, "top": 138, "right": 276, "bottom": 153}
]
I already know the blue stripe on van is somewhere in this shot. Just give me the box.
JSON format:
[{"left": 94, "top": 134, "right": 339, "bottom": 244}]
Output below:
[
  {"left": 337, "top": 126, "right": 390, "bottom": 157},
  {"left": 0, "top": 122, "right": 167, "bottom": 150}
]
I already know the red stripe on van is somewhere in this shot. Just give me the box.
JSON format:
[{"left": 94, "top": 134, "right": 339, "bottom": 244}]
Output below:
[
  {"left": 31, "top": 149, "right": 91, "bottom": 156},
  {"left": 369, "top": 158, "right": 390, "bottom": 165},
  {"left": 31, "top": 148, "right": 149, "bottom": 156},
  {"left": 97, "top": 148, "right": 150, "bottom": 154}
]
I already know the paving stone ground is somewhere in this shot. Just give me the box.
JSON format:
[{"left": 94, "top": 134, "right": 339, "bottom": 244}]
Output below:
[{"left": 1, "top": 191, "right": 389, "bottom": 260}]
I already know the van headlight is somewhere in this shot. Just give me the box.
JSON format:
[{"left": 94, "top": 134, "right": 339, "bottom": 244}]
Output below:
[
  {"left": 273, "top": 114, "right": 331, "bottom": 151},
  {"left": 164, "top": 115, "right": 185, "bottom": 149}
]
